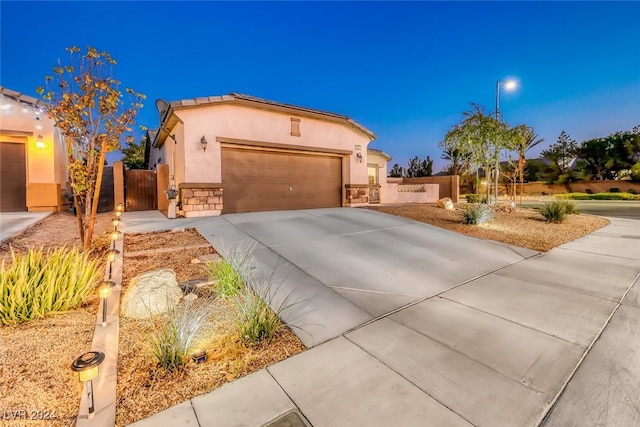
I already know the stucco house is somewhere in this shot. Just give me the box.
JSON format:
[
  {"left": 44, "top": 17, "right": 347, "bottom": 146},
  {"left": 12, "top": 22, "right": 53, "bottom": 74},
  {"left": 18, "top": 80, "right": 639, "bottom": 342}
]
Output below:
[
  {"left": 147, "top": 93, "right": 379, "bottom": 216},
  {"left": 0, "top": 87, "right": 68, "bottom": 212}
]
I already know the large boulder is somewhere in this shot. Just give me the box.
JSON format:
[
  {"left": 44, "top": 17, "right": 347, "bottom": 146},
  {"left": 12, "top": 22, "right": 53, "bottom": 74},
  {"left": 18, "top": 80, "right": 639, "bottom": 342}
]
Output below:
[
  {"left": 121, "top": 269, "right": 183, "bottom": 319},
  {"left": 437, "top": 197, "right": 454, "bottom": 210}
]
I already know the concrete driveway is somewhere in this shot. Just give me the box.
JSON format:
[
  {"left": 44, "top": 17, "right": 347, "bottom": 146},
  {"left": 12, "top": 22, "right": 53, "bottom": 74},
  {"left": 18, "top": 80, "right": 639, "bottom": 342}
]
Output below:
[{"left": 124, "top": 208, "right": 640, "bottom": 427}]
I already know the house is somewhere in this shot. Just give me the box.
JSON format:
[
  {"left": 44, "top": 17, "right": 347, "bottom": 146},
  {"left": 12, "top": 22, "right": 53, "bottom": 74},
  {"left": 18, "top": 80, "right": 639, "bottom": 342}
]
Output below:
[
  {"left": 0, "top": 87, "right": 68, "bottom": 212},
  {"left": 146, "top": 93, "right": 377, "bottom": 216}
]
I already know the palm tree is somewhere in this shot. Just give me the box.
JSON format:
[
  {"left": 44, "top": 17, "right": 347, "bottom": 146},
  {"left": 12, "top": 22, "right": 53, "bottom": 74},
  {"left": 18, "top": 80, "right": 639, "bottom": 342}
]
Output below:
[
  {"left": 515, "top": 126, "right": 544, "bottom": 206},
  {"left": 441, "top": 146, "right": 471, "bottom": 176}
]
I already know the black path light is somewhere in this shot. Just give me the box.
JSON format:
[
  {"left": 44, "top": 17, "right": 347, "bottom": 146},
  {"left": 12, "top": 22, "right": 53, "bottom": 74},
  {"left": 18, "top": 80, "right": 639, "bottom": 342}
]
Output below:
[
  {"left": 111, "top": 216, "right": 120, "bottom": 229},
  {"left": 99, "top": 281, "right": 115, "bottom": 327},
  {"left": 106, "top": 248, "right": 120, "bottom": 279},
  {"left": 71, "top": 351, "right": 105, "bottom": 419}
]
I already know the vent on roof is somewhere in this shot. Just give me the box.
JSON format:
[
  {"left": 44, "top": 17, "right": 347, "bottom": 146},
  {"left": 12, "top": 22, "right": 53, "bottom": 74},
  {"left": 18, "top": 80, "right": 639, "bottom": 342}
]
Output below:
[{"left": 155, "top": 99, "right": 169, "bottom": 122}]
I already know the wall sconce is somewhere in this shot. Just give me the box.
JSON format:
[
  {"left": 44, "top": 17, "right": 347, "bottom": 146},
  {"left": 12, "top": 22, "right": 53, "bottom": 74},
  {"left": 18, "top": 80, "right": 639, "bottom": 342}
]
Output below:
[
  {"left": 200, "top": 136, "right": 208, "bottom": 152},
  {"left": 36, "top": 135, "right": 45, "bottom": 149},
  {"left": 71, "top": 351, "right": 105, "bottom": 418},
  {"left": 356, "top": 152, "right": 363, "bottom": 163},
  {"left": 98, "top": 280, "right": 115, "bottom": 326}
]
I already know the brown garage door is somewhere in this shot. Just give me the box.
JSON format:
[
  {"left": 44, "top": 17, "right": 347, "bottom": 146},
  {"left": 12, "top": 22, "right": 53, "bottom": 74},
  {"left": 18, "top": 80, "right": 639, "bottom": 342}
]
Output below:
[
  {"left": 0, "top": 142, "right": 27, "bottom": 212},
  {"left": 222, "top": 147, "right": 342, "bottom": 213}
]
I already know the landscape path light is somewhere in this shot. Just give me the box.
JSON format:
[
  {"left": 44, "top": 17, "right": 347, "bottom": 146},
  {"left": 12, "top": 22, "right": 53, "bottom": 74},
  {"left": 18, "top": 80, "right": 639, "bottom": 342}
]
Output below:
[
  {"left": 106, "top": 249, "right": 120, "bottom": 279},
  {"left": 116, "top": 202, "right": 124, "bottom": 213},
  {"left": 99, "top": 280, "right": 115, "bottom": 326},
  {"left": 71, "top": 351, "right": 105, "bottom": 419},
  {"left": 111, "top": 216, "right": 120, "bottom": 229}
]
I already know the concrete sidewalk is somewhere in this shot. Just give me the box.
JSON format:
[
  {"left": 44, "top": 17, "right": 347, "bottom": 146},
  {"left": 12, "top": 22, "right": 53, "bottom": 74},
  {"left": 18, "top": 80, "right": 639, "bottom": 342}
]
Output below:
[
  {"left": 0, "top": 211, "right": 51, "bottom": 242},
  {"left": 126, "top": 212, "right": 640, "bottom": 427}
]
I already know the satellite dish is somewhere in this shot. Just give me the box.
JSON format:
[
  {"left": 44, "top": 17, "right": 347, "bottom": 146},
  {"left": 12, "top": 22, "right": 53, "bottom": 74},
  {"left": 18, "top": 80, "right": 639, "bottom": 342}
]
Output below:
[{"left": 155, "top": 99, "right": 169, "bottom": 121}]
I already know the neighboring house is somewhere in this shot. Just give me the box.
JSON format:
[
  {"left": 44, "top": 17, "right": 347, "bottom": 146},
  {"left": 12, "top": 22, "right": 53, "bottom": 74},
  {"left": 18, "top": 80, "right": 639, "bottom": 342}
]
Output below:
[
  {"left": 0, "top": 87, "right": 68, "bottom": 212},
  {"left": 146, "top": 93, "right": 377, "bottom": 216}
]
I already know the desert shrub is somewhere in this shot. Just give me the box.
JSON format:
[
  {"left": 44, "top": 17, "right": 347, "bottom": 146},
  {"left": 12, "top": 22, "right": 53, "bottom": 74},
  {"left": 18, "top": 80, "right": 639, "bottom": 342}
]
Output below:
[
  {"left": 557, "top": 200, "right": 579, "bottom": 215},
  {"left": 233, "top": 279, "right": 296, "bottom": 345},
  {"left": 539, "top": 201, "right": 567, "bottom": 223},
  {"left": 541, "top": 191, "right": 548, "bottom": 196},
  {"left": 147, "top": 298, "right": 213, "bottom": 372},
  {"left": 609, "top": 187, "right": 620, "bottom": 193},
  {"left": 590, "top": 192, "right": 638, "bottom": 200},
  {"left": 461, "top": 203, "right": 493, "bottom": 225},
  {"left": 465, "top": 194, "right": 485, "bottom": 204},
  {"left": 0, "top": 247, "right": 101, "bottom": 326},
  {"left": 205, "top": 243, "right": 256, "bottom": 297},
  {"left": 628, "top": 188, "right": 638, "bottom": 195},
  {"left": 585, "top": 188, "right": 594, "bottom": 194}
]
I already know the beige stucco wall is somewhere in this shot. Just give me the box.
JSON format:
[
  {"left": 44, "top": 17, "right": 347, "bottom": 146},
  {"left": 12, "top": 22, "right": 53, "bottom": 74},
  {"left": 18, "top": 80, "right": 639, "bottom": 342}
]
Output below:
[
  {"left": 0, "top": 97, "right": 68, "bottom": 210},
  {"left": 171, "top": 104, "right": 372, "bottom": 186},
  {"left": 381, "top": 183, "right": 439, "bottom": 204}
]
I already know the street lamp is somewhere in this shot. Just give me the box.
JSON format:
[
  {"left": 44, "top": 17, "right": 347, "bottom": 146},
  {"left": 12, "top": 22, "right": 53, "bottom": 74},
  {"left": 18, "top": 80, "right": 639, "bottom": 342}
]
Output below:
[{"left": 493, "top": 79, "right": 518, "bottom": 203}]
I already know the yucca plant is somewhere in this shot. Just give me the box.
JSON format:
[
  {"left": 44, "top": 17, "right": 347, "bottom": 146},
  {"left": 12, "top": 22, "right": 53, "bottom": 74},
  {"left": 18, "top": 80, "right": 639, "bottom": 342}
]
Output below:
[
  {"left": 0, "top": 247, "right": 100, "bottom": 326},
  {"left": 233, "top": 279, "right": 297, "bottom": 345},
  {"left": 539, "top": 201, "right": 568, "bottom": 223},
  {"left": 461, "top": 203, "right": 493, "bottom": 225},
  {"left": 147, "top": 297, "right": 214, "bottom": 372},
  {"left": 557, "top": 200, "right": 579, "bottom": 215}
]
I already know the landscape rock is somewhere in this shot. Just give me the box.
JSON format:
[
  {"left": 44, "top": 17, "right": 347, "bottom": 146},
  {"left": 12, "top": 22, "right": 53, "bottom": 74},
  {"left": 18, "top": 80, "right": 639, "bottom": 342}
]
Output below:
[
  {"left": 437, "top": 197, "right": 454, "bottom": 210},
  {"left": 191, "top": 253, "right": 222, "bottom": 264},
  {"left": 121, "top": 269, "right": 183, "bottom": 319}
]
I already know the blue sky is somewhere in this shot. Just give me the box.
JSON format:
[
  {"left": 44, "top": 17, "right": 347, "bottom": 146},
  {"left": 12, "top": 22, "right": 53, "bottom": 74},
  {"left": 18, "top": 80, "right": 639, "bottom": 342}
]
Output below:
[{"left": 2, "top": 1, "right": 638, "bottom": 172}]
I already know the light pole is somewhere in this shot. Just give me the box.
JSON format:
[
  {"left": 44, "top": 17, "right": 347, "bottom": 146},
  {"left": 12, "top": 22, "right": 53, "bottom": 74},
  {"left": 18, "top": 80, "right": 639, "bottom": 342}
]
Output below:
[{"left": 494, "top": 79, "right": 517, "bottom": 203}]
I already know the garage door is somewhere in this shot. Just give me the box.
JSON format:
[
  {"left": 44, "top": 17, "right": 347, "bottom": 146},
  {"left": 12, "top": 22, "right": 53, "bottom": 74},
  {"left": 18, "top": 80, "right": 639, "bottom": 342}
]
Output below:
[
  {"left": 0, "top": 142, "right": 27, "bottom": 212},
  {"left": 222, "top": 147, "right": 342, "bottom": 213}
]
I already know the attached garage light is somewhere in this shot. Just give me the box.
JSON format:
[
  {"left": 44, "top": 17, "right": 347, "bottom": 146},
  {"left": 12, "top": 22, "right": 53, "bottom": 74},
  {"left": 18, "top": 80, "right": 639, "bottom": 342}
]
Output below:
[
  {"left": 200, "top": 136, "right": 208, "bottom": 152},
  {"left": 36, "top": 135, "right": 45, "bottom": 149}
]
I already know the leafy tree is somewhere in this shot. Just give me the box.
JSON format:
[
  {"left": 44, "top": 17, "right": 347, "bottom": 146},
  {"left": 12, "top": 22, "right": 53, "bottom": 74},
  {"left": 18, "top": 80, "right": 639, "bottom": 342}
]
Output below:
[
  {"left": 406, "top": 156, "right": 433, "bottom": 177},
  {"left": 389, "top": 163, "right": 404, "bottom": 178},
  {"left": 442, "top": 103, "right": 518, "bottom": 201},
  {"left": 121, "top": 136, "right": 147, "bottom": 169},
  {"left": 541, "top": 131, "right": 577, "bottom": 180},
  {"left": 37, "top": 46, "right": 144, "bottom": 250}
]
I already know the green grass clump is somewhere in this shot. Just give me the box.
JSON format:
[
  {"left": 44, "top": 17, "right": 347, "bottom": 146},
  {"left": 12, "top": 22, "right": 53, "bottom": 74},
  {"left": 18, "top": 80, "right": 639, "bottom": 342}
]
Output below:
[
  {"left": 461, "top": 203, "right": 493, "bottom": 225},
  {"left": 464, "top": 193, "right": 486, "bottom": 204},
  {"left": 233, "top": 279, "right": 296, "bottom": 345},
  {"left": 556, "top": 200, "right": 579, "bottom": 215},
  {"left": 147, "top": 298, "right": 213, "bottom": 372},
  {"left": 206, "top": 260, "right": 244, "bottom": 297},
  {"left": 0, "top": 247, "right": 101, "bottom": 326},
  {"left": 556, "top": 192, "right": 639, "bottom": 201}
]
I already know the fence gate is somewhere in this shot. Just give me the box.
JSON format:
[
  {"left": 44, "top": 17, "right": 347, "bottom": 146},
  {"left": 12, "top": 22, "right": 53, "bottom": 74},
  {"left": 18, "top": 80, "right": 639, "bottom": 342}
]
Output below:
[{"left": 124, "top": 169, "right": 157, "bottom": 211}]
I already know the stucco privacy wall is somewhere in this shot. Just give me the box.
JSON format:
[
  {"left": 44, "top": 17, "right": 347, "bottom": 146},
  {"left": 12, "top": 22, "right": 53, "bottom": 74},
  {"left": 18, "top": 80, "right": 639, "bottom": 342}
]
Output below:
[
  {"left": 0, "top": 91, "right": 68, "bottom": 211},
  {"left": 174, "top": 104, "right": 371, "bottom": 185}
]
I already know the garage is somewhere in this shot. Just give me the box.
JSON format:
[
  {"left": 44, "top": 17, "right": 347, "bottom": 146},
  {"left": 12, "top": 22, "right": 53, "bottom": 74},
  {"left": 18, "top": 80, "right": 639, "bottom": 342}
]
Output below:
[
  {"left": 221, "top": 147, "right": 342, "bottom": 213},
  {"left": 0, "top": 141, "right": 27, "bottom": 212}
]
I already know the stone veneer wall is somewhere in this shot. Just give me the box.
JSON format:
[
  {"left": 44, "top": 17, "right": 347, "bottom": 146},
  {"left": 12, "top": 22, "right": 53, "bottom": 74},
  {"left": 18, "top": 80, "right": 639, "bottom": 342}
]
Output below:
[
  {"left": 179, "top": 183, "right": 223, "bottom": 217},
  {"left": 345, "top": 184, "right": 369, "bottom": 206}
]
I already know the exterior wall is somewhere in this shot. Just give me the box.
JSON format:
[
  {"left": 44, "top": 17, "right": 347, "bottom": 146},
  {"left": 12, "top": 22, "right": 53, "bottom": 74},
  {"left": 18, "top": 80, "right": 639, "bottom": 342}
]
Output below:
[
  {"left": 403, "top": 175, "right": 460, "bottom": 202},
  {"left": 174, "top": 104, "right": 371, "bottom": 186},
  {"left": 178, "top": 183, "right": 223, "bottom": 217},
  {"left": 381, "top": 183, "right": 439, "bottom": 204},
  {"left": 0, "top": 96, "right": 68, "bottom": 211}
]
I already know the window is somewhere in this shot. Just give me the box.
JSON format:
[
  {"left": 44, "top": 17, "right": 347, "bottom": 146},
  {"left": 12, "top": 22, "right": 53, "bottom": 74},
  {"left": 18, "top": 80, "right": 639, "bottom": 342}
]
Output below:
[
  {"left": 290, "top": 117, "right": 301, "bottom": 137},
  {"left": 367, "top": 164, "right": 379, "bottom": 185}
]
